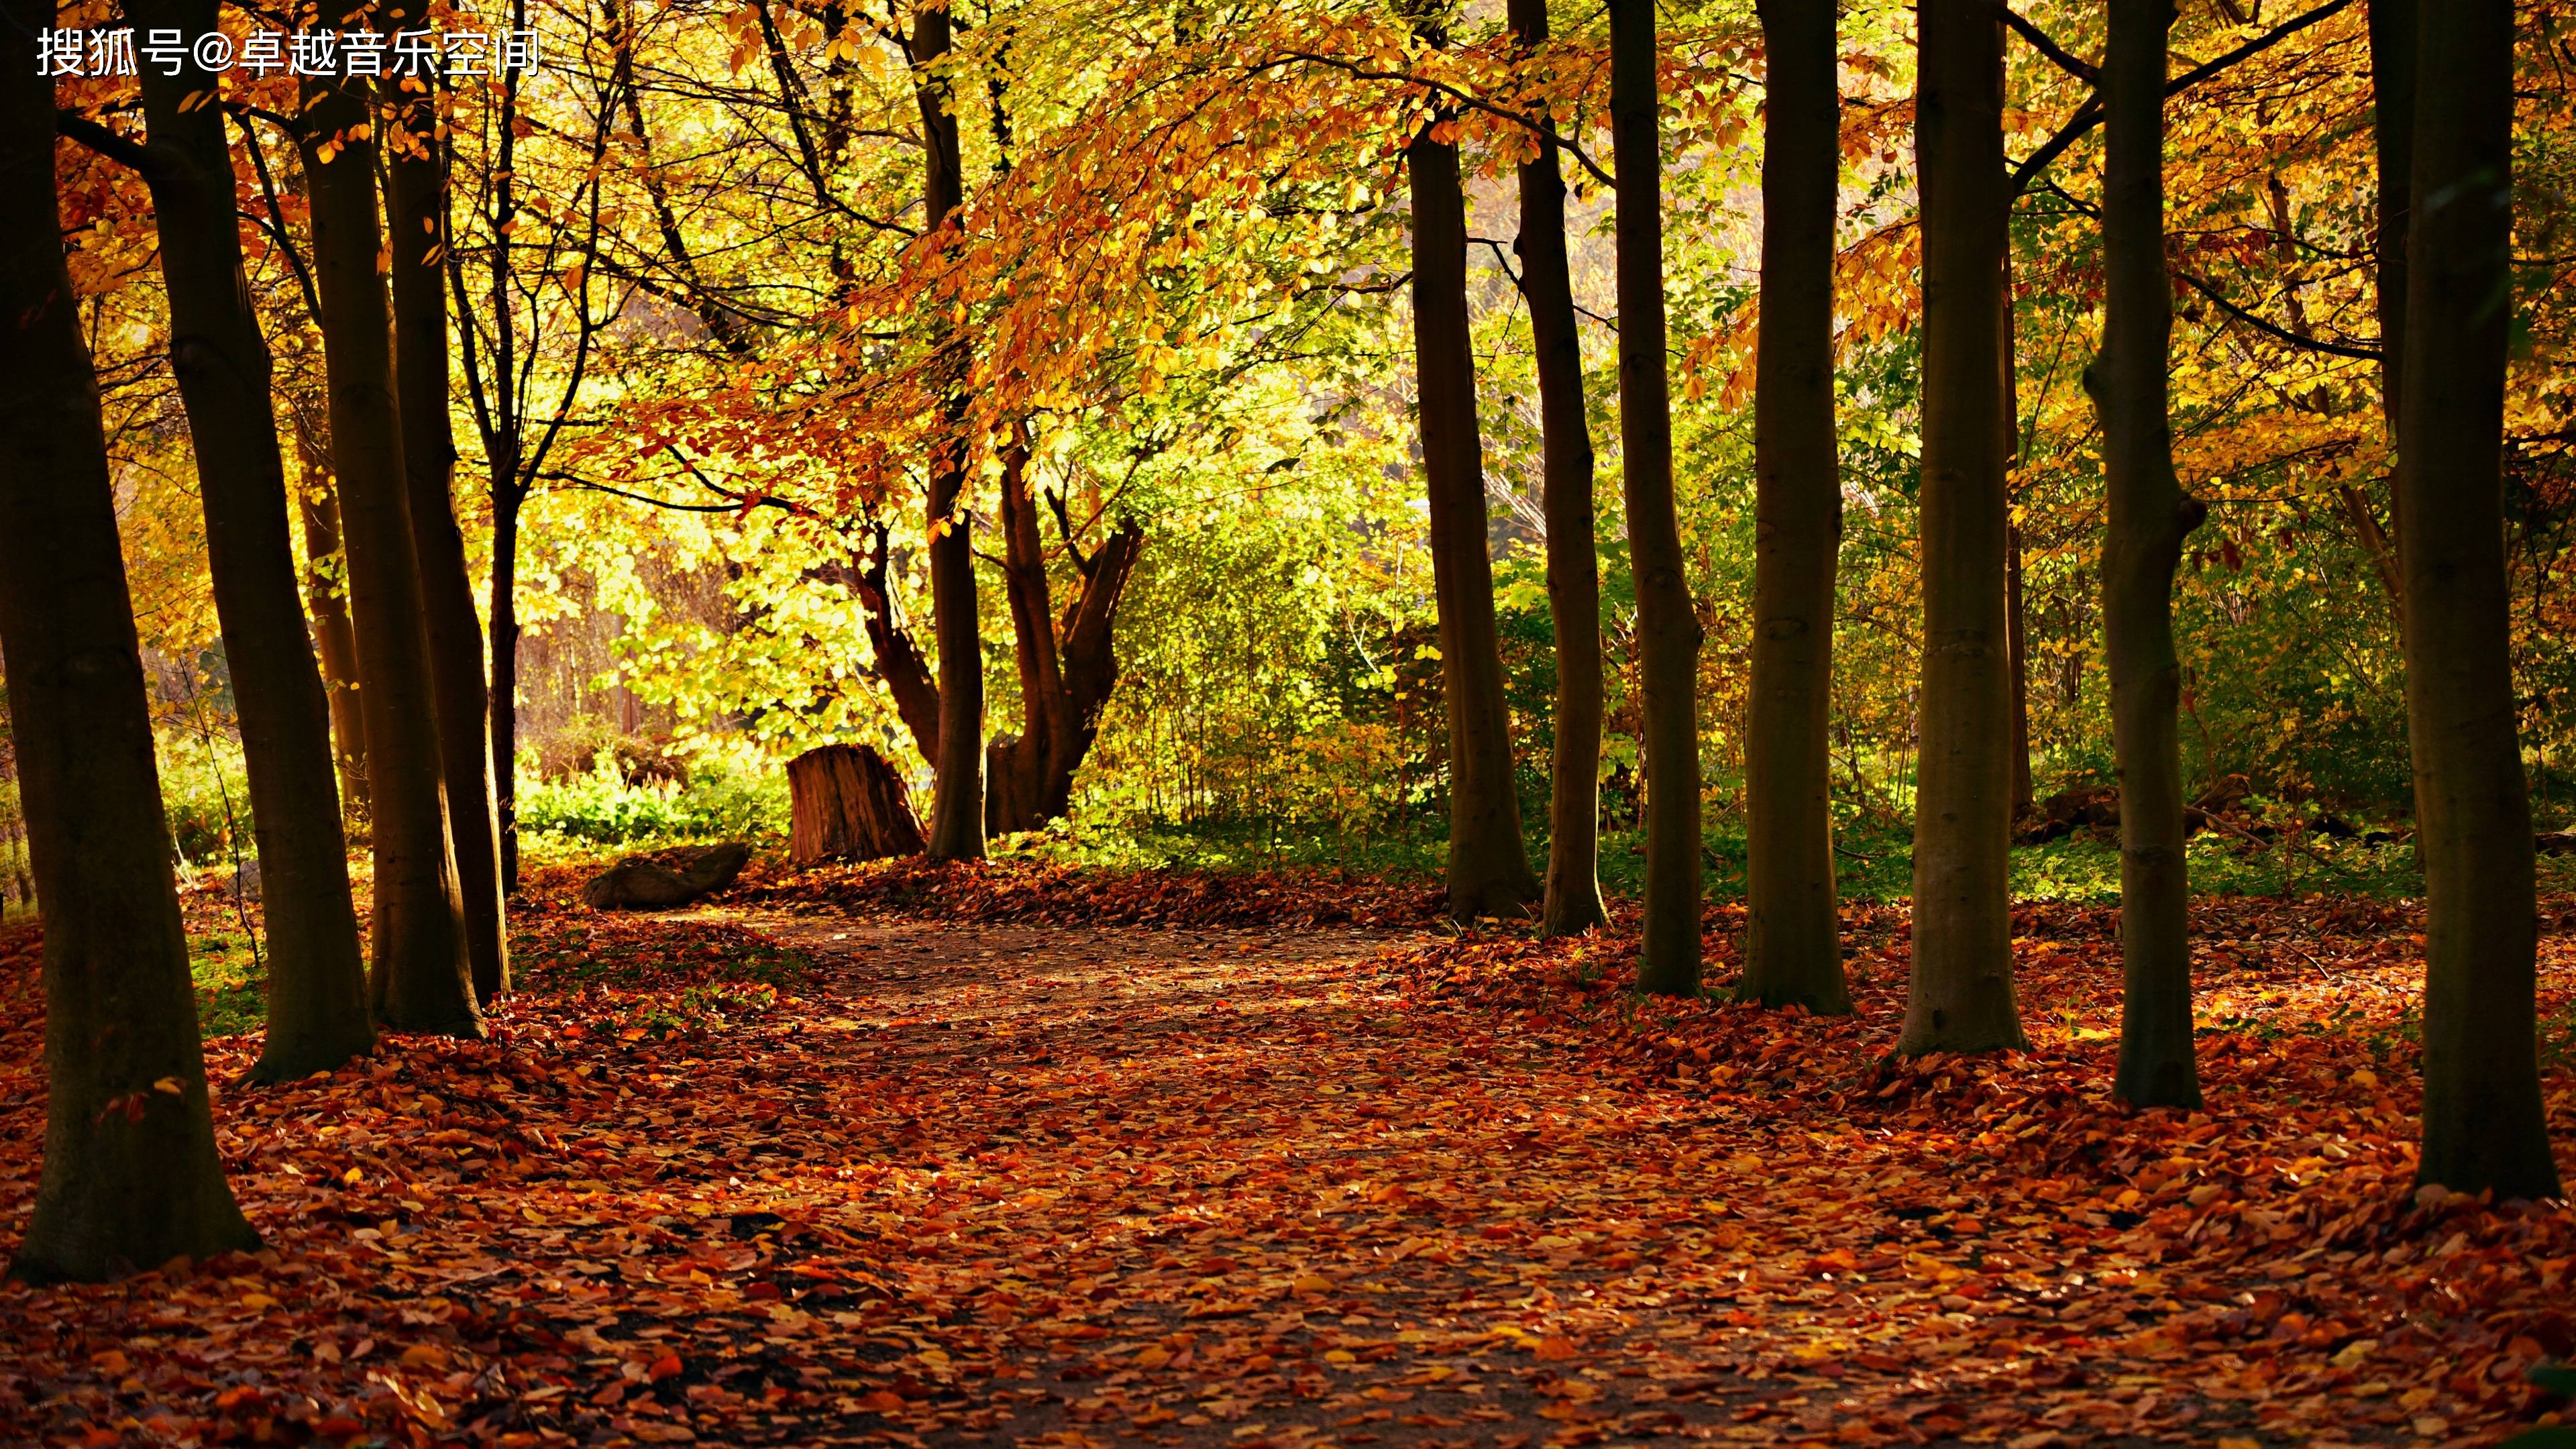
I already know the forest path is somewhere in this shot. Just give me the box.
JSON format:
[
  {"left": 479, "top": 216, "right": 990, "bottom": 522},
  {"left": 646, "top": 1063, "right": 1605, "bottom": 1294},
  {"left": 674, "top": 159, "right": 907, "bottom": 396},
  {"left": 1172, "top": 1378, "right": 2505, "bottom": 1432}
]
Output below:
[{"left": 639, "top": 906, "right": 2258, "bottom": 1449}]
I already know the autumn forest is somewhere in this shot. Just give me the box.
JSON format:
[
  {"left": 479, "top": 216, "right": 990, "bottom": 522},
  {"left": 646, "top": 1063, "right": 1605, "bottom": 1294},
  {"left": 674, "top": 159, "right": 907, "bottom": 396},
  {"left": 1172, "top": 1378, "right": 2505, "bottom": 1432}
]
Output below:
[{"left": 1, "top": 0, "right": 2573, "bottom": 1444}]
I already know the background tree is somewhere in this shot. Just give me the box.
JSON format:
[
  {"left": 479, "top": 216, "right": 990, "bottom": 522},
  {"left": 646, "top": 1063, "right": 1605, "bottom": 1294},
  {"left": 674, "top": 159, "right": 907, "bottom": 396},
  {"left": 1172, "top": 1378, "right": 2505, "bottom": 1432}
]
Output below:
[
  {"left": 1509, "top": 0, "right": 1609, "bottom": 938},
  {"left": 1, "top": 3, "right": 258, "bottom": 1277},
  {"left": 1739, "top": 0, "right": 1849, "bottom": 1014},
  {"left": 1610, "top": 0, "right": 1701, "bottom": 991},
  {"left": 1407, "top": 66, "right": 1542, "bottom": 919},
  {"left": 2092, "top": 0, "right": 2205, "bottom": 1108},
  {"left": 300, "top": 30, "right": 482, "bottom": 1036},
  {"left": 384, "top": 9, "right": 508, "bottom": 1000},
  {"left": 1898, "top": 0, "right": 2025, "bottom": 1053},
  {"left": 912, "top": 0, "right": 988, "bottom": 861},
  {"left": 2398, "top": 0, "right": 2559, "bottom": 1197}
]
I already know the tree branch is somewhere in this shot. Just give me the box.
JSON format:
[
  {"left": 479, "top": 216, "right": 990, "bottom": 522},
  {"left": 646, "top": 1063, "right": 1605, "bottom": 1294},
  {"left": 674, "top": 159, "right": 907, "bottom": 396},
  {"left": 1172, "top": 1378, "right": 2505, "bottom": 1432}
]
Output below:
[
  {"left": 1996, "top": 4, "right": 2098, "bottom": 83},
  {"left": 2174, "top": 269, "right": 2382, "bottom": 360},
  {"left": 55, "top": 111, "right": 170, "bottom": 180}
]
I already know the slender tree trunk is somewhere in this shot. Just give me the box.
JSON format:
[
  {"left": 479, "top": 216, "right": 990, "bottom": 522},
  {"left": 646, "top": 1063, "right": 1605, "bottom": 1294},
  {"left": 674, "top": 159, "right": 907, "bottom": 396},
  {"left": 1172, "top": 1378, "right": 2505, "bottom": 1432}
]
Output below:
[
  {"left": 2093, "top": 0, "right": 2205, "bottom": 1109},
  {"left": 991, "top": 430, "right": 1059, "bottom": 837},
  {"left": 291, "top": 409, "right": 370, "bottom": 818},
  {"left": 384, "top": 49, "right": 508, "bottom": 1002},
  {"left": 301, "top": 52, "right": 482, "bottom": 1036},
  {"left": 1507, "top": 0, "right": 1609, "bottom": 938},
  {"left": 115, "top": 0, "right": 373, "bottom": 1079},
  {"left": 1899, "top": 0, "right": 2026, "bottom": 1053},
  {"left": 1408, "top": 103, "right": 1543, "bottom": 920},
  {"left": 1741, "top": 0, "right": 1849, "bottom": 1012},
  {"left": 855, "top": 523, "right": 943, "bottom": 764},
  {"left": 913, "top": 2, "right": 985, "bottom": 861},
  {"left": 2400, "top": 0, "right": 2559, "bottom": 1198},
  {"left": 1609, "top": 0, "right": 1703, "bottom": 989},
  {"left": 1, "top": 19, "right": 258, "bottom": 1278},
  {"left": 490, "top": 468, "right": 523, "bottom": 894},
  {"left": 2003, "top": 259, "right": 2035, "bottom": 817}
]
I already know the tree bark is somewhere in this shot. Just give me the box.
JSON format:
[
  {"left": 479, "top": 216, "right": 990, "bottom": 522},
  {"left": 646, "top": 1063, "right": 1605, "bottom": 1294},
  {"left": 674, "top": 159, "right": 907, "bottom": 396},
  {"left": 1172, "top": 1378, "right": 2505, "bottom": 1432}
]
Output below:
[
  {"left": 987, "top": 432, "right": 1146, "bottom": 836},
  {"left": 2399, "top": 0, "right": 2559, "bottom": 1198},
  {"left": 2003, "top": 259, "right": 2035, "bottom": 817},
  {"left": 1, "top": 17, "right": 259, "bottom": 1278},
  {"left": 1898, "top": 0, "right": 2026, "bottom": 1053},
  {"left": 1741, "top": 0, "right": 1849, "bottom": 1012},
  {"left": 383, "top": 43, "right": 508, "bottom": 1004},
  {"left": 2092, "top": 0, "right": 2205, "bottom": 1109},
  {"left": 1609, "top": 0, "right": 1703, "bottom": 989},
  {"left": 855, "top": 522, "right": 943, "bottom": 765},
  {"left": 116, "top": 0, "right": 373, "bottom": 1079},
  {"left": 789, "top": 745, "right": 926, "bottom": 861},
  {"left": 1509, "top": 0, "right": 1609, "bottom": 938},
  {"left": 1408, "top": 109, "right": 1543, "bottom": 920},
  {"left": 301, "top": 49, "right": 482, "bottom": 1036},
  {"left": 491, "top": 467, "right": 523, "bottom": 894},
  {"left": 290, "top": 406, "right": 370, "bottom": 819},
  {"left": 912, "top": 1, "right": 985, "bottom": 861}
]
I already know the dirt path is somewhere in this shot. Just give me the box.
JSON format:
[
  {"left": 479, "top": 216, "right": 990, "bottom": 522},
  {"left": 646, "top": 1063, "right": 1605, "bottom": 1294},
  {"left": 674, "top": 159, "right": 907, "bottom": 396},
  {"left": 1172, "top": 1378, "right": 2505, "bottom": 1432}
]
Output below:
[{"left": 627, "top": 908, "right": 2255, "bottom": 1449}]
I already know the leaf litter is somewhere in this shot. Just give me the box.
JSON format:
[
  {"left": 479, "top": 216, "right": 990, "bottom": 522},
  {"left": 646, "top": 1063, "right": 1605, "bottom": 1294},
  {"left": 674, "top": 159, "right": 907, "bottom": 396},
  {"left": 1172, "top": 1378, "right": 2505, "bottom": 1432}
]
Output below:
[{"left": 0, "top": 861, "right": 2569, "bottom": 1448}]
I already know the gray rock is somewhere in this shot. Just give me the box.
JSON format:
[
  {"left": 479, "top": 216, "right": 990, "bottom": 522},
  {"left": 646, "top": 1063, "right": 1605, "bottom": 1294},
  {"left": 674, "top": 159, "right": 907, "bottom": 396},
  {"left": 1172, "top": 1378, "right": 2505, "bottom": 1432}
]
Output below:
[{"left": 581, "top": 841, "right": 752, "bottom": 910}]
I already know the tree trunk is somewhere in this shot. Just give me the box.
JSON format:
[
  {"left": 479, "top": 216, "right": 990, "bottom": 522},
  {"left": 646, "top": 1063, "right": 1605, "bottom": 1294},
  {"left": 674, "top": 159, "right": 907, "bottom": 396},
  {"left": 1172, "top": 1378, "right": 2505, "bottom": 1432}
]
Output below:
[
  {"left": 2399, "top": 0, "right": 2559, "bottom": 1198},
  {"left": 855, "top": 522, "right": 943, "bottom": 765},
  {"left": 115, "top": 0, "right": 373, "bottom": 1079},
  {"left": 0, "top": 20, "right": 259, "bottom": 1278},
  {"left": 985, "top": 426, "right": 1149, "bottom": 838},
  {"left": 2003, "top": 258, "right": 2035, "bottom": 817},
  {"left": 300, "top": 53, "right": 482, "bottom": 1037},
  {"left": 1407, "top": 113, "right": 1542, "bottom": 920},
  {"left": 991, "top": 431, "right": 1059, "bottom": 838},
  {"left": 913, "top": 1, "right": 985, "bottom": 861},
  {"left": 291, "top": 408, "right": 370, "bottom": 819},
  {"left": 1609, "top": 0, "right": 1703, "bottom": 989},
  {"left": 491, "top": 464, "right": 523, "bottom": 894},
  {"left": 2092, "top": 0, "right": 2205, "bottom": 1109},
  {"left": 1509, "top": 0, "right": 1609, "bottom": 938},
  {"left": 1898, "top": 0, "right": 2026, "bottom": 1053},
  {"left": 384, "top": 54, "right": 508, "bottom": 1004},
  {"left": 1741, "top": 0, "right": 1849, "bottom": 1013},
  {"left": 789, "top": 745, "right": 926, "bottom": 862}
]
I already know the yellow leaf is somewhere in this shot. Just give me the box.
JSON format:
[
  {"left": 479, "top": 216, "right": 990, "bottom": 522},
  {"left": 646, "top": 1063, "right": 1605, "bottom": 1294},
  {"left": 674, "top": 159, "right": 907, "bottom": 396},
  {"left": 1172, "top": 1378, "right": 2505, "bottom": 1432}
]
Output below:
[{"left": 151, "top": 1077, "right": 184, "bottom": 1095}]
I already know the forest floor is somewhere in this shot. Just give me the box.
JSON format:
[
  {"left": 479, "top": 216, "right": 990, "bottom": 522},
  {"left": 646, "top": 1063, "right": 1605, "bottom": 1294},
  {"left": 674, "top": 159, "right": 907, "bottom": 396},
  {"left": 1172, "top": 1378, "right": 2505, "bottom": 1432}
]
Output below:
[{"left": 1, "top": 860, "right": 2574, "bottom": 1448}]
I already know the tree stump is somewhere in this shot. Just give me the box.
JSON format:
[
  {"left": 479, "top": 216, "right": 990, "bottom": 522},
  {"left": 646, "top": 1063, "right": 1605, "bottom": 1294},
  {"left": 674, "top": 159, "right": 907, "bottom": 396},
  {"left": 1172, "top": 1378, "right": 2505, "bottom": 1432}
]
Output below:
[{"left": 788, "top": 745, "right": 926, "bottom": 864}]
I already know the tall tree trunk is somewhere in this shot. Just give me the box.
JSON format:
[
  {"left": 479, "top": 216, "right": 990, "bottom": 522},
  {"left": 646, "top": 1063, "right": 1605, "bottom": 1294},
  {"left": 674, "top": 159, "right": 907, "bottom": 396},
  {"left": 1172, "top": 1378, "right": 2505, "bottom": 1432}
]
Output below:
[
  {"left": 2092, "top": 0, "right": 2206, "bottom": 1109},
  {"left": 1741, "top": 0, "right": 1849, "bottom": 1012},
  {"left": 2400, "top": 0, "right": 2559, "bottom": 1198},
  {"left": 301, "top": 51, "right": 482, "bottom": 1037},
  {"left": 1408, "top": 97, "right": 1543, "bottom": 920},
  {"left": 384, "top": 44, "right": 508, "bottom": 1003},
  {"left": 1, "top": 18, "right": 258, "bottom": 1278},
  {"left": 1898, "top": 0, "right": 2026, "bottom": 1053},
  {"left": 291, "top": 407, "right": 370, "bottom": 818},
  {"left": 913, "top": 1, "right": 985, "bottom": 861},
  {"left": 490, "top": 468, "right": 523, "bottom": 894},
  {"left": 1609, "top": 0, "right": 1703, "bottom": 989},
  {"left": 2003, "top": 260, "right": 2035, "bottom": 817},
  {"left": 1509, "top": 0, "right": 1609, "bottom": 938},
  {"left": 120, "top": 0, "right": 372, "bottom": 1079}
]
